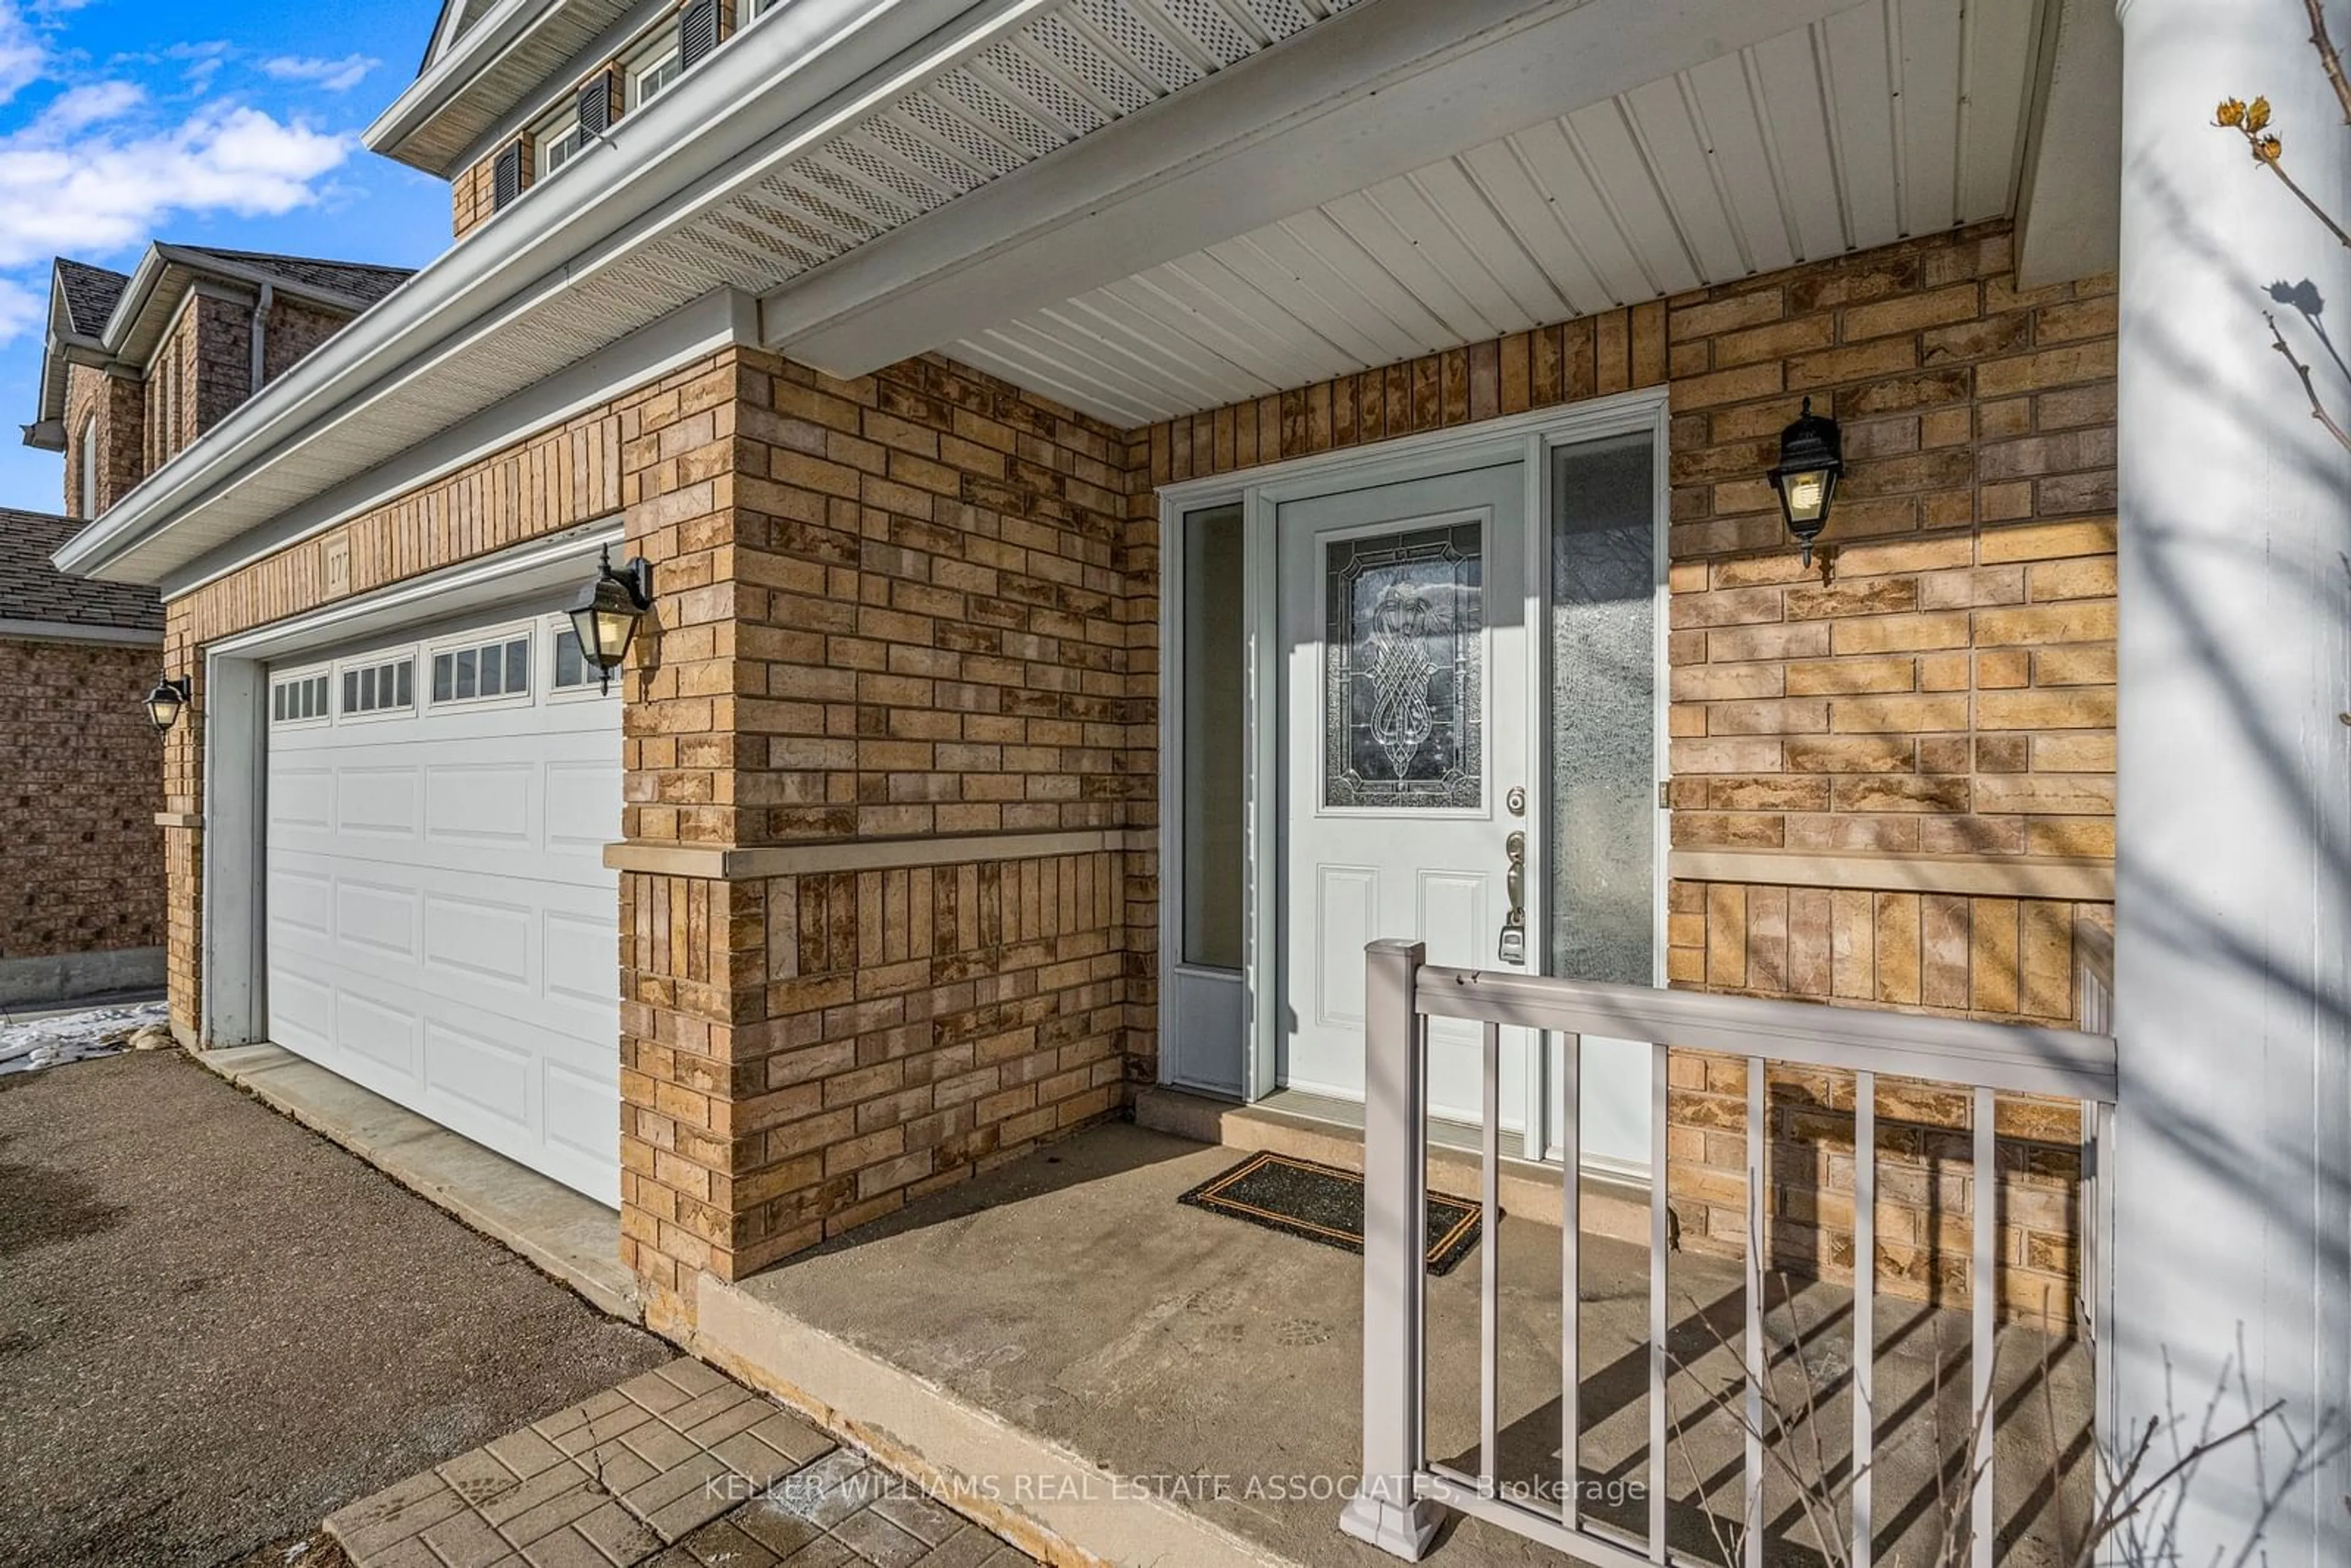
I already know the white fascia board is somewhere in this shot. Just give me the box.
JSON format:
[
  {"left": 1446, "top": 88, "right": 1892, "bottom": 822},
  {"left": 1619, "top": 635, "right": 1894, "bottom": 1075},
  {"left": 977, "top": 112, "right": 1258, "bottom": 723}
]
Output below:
[
  {"left": 2014, "top": 0, "right": 2122, "bottom": 289},
  {"left": 56, "top": 0, "right": 1029, "bottom": 587},
  {"left": 0, "top": 619, "right": 162, "bottom": 647},
  {"left": 368, "top": 0, "right": 569, "bottom": 163},
  {"left": 765, "top": 0, "right": 1864, "bottom": 378},
  {"left": 95, "top": 244, "right": 173, "bottom": 352},
  {"left": 447, "top": 0, "right": 678, "bottom": 177},
  {"left": 154, "top": 288, "right": 757, "bottom": 602}
]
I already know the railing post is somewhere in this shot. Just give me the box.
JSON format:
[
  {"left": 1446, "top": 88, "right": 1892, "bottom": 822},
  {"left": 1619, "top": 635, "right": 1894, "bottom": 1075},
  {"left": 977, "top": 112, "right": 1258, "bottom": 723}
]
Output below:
[{"left": 1341, "top": 938, "right": 1442, "bottom": 1560}]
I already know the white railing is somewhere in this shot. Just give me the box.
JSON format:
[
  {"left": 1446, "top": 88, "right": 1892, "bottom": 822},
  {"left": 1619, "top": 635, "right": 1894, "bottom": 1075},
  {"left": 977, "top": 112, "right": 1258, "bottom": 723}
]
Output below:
[{"left": 1340, "top": 937, "right": 2120, "bottom": 1568}]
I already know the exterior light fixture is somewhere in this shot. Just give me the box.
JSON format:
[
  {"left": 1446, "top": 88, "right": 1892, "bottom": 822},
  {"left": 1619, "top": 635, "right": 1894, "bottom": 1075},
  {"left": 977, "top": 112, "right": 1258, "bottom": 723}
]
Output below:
[
  {"left": 144, "top": 675, "right": 191, "bottom": 735},
  {"left": 569, "top": 546, "right": 654, "bottom": 694},
  {"left": 1767, "top": 397, "right": 1845, "bottom": 567}
]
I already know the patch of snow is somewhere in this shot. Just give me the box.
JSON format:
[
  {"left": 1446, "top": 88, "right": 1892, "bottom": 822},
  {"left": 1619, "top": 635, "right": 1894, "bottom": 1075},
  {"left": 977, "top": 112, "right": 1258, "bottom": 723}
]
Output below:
[{"left": 0, "top": 1000, "right": 170, "bottom": 1075}]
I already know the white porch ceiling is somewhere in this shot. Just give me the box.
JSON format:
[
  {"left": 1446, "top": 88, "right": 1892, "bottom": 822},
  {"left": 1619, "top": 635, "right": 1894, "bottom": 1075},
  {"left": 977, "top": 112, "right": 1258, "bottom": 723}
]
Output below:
[{"left": 949, "top": 0, "right": 2044, "bottom": 426}]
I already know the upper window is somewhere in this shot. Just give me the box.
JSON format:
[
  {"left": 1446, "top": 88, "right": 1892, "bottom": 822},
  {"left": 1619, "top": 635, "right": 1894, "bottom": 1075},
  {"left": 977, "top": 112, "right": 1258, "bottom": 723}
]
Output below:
[
  {"left": 431, "top": 632, "right": 532, "bottom": 705},
  {"left": 630, "top": 47, "right": 681, "bottom": 108},
  {"left": 76, "top": 416, "right": 96, "bottom": 519},
  {"left": 536, "top": 114, "right": 585, "bottom": 178},
  {"left": 342, "top": 656, "right": 416, "bottom": 718}
]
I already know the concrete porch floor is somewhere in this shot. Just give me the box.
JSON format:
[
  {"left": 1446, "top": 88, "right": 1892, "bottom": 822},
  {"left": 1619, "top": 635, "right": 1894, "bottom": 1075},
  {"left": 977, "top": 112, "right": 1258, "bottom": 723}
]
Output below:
[{"left": 690, "top": 1124, "right": 2092, "bottom": 1568}]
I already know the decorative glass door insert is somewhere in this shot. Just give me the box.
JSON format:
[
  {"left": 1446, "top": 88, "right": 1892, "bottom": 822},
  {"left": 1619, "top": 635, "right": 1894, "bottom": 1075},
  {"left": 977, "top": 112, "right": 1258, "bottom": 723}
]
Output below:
[{"left": 1322, "top": 523, "right": 1484, "bottom": 811}]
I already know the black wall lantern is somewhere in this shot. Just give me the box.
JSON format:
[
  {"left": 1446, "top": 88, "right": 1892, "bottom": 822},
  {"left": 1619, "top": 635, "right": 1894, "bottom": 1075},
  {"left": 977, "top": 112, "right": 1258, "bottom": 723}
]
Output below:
[
  {"left": 144, "top": 675, "right": 190, "bottom": 735},
  {"left": 1768, "top": 397, "right": 1845, "bottom": 567},
  {"left": 569, "top": 546, "right": 654, "bottom": 694}
]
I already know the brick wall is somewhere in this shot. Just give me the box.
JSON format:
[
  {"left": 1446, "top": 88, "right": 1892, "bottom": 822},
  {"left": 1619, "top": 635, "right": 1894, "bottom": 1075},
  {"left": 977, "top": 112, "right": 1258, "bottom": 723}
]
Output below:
[
  {"left": 144, "top": 293, "right": 256, "bottom": 470},
  {"left": 263, "top": 296, "right": 354, "bottom": 385},
  {"left": 63, "top": 364, "right": 146, "bottom": 518},
  {"left": 1133, "top": 220, "right": 2112, "bottom": 1327},
  {"left": 0, "top": 639, "right": 163, "bottom": 962},
  {"left": 616, "top": 349, "right": 1153, "bottom": 1315}
]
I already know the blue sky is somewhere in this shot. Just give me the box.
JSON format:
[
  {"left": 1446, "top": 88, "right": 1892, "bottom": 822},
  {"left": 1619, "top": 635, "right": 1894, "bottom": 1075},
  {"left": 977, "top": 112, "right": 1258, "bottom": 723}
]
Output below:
[{"left": 0, "top": 0, "right": 449, "bottom": 512}]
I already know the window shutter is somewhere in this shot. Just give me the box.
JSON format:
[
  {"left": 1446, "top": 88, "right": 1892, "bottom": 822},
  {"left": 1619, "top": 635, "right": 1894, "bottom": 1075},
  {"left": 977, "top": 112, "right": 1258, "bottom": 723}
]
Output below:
[
  {"left": 578, "top": 69, "right": 615, "bottom": 137},
  {"left": 492, "top": 141, "right": 523, "bottom": 209},
  {"left": 679, "top": 0, "right": 718, "bottom": 68}
]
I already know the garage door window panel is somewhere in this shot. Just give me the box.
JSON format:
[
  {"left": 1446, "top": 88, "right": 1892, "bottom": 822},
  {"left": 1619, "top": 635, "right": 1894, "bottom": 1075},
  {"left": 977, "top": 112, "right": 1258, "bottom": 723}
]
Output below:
[
  {"left": 340, "top": 655, "right": 418, "bottom": 722},
  {"left": 546, "top": 618, "right": 613, "bottom": 702},
  {"left": 430, "top": 628, "right": 534, "bottom": 708},
  {"left": 271, "top": 669, "right": 332, "bottom": 727}
]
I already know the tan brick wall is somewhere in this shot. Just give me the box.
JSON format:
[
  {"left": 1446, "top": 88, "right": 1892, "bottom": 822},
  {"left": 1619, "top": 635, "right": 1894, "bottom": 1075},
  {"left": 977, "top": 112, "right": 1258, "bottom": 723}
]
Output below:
[
  {"left": 262, "top": 296, "right": 354, "bottom": 386},
  {"left": 617, "top": 349, "right": 1155, "bottom": 1316},
  {"left": 0, "top": 638, "right": 163, "bottom": 962},
  {"left": 1665, "top": 230, "right": 2117, "bottom": 863},
  {"left": 63, "top": 363, "right": 146, "bottom": 519},
  {"left": 143, "top": 293, "right": 256, "bottom": 470},
  {"left": 620, "top": 850, "right": 1129, "bottom": 1297},
  {"left": 1134, "top": 220, "right": 2110, "bottom": 1329}
]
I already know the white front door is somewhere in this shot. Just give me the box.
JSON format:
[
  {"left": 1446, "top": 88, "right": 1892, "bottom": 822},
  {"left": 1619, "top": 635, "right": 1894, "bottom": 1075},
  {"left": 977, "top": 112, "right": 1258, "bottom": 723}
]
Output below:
[{"left": 1279, "top": 463, "right": 1533, "bottom": 1133}]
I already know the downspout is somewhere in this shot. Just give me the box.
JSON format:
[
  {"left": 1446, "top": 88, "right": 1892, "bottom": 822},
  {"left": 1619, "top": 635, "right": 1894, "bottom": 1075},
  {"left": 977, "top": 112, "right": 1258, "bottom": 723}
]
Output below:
[{"left": 249, "top": 282, "right": 273, "bottom": 396}]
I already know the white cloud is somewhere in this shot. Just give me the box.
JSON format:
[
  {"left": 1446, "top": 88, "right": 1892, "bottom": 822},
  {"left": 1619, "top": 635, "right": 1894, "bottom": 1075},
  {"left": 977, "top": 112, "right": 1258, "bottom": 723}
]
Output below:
[
  {"left": 0, "top": 1, "right": 45, "bottom": 104},
  {"left": 261, "top": 53, "right": 377, "bottom": 92},
  {"left": 0, "top": 274, "right": 38, "bottom": 343},
  {"left": 27, "top": 80, "right": 143, "bottom": 137},
  {"left": 0, "top": 103, "right": 352, "bottom": 268}
]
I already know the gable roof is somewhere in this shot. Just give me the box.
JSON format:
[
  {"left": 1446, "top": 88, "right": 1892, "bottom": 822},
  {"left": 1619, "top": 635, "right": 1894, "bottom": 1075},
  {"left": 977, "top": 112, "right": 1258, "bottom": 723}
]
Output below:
[
  {"left": 0, "top": 508, "right": 163, "bottom": 634},
  {"left": 24, "top": 243, "right": 419, "bottom": 449},
  {"left": 170, "top": 248, "right": 414, "bottom": 309},
  {"left": 56, "top": 259, "right": 130, "bottom": 339}
]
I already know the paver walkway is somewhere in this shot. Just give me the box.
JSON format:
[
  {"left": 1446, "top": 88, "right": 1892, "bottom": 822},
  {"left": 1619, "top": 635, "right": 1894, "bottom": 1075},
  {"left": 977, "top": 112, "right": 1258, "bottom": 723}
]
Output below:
[{"left": 327, "top": 1357, "right": 1037, "bottom": 1568}]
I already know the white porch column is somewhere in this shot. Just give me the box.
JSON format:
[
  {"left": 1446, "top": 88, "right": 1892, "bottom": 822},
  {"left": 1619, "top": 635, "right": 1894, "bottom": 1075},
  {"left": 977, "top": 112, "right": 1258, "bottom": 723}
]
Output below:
[{"left": 2115, "top": 1, "right": 2351, "bottom": 1562}]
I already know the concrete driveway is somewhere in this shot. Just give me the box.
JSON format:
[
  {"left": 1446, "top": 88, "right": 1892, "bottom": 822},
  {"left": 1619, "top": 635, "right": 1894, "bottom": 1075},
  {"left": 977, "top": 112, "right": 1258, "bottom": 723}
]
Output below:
[{"left": 0, "top": 1048, "right": 670, "bottom": 1568}]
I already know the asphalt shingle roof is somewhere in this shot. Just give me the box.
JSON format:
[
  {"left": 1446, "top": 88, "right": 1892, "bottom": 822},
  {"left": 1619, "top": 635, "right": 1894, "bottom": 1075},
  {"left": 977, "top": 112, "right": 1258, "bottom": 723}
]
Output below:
[
  {"left": 0, "top": 508, "right": 163, "bottom": 632},
  {"left": 178, "top": 247, "right": 415, "bottom": 307},
  {"left": 56, "top": 259, "right": 130, "bottom": 339}
]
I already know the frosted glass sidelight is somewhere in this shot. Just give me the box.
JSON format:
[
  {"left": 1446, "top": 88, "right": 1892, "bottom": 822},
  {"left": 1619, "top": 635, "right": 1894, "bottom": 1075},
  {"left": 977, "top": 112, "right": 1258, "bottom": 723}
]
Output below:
[
  {"left": 1322, "top": 522, "right": 1484, "bottom": 809},
  {"left": 1182, "top": 505, "right": 1245, "bottom": 970},
  {"left": 1548, "top": 435, "right": 1655, "bottom": 985}
]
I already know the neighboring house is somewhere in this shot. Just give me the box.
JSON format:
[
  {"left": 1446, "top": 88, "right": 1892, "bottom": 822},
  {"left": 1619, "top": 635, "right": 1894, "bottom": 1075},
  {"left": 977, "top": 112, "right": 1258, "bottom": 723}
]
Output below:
[
  {"left": 13, "top": 247, "right": 413, "bottom": 1011},
  {"left": 0, "top": 508, "right": 163, "bottom": 1007},
  {"left": 38, "top": 0, "right": 2349, "bottom": 1562}
]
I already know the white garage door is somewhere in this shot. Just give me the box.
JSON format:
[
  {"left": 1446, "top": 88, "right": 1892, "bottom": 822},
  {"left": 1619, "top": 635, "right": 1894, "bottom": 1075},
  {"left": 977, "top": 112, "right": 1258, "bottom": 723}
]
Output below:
[{"left": 265, "top": 610, "right": 623, "bottom": 1205}]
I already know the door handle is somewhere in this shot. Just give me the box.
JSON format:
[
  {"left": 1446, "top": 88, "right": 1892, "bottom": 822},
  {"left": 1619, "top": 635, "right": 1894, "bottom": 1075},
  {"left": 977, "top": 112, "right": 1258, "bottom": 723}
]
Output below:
[{"left": 1498, "top": 828, "right": 1527, "bottom": 966}]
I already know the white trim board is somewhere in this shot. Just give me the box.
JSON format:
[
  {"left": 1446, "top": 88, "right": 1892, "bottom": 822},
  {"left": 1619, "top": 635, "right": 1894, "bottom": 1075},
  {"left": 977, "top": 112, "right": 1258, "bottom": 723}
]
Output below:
[
  {"left": 204, "top": 521, "right": 623, "bottom": 662},
  {"left": 0, "top": 620, "right": 163, "bottom": 647}
]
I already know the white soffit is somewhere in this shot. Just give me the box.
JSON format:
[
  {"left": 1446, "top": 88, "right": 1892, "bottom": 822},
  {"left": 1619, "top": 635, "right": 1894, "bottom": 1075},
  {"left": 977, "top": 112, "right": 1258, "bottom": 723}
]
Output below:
[
  {"left": 953, "top": 0, "right": 2045, "bottom": 426},
  {"left": 78, "top": 0, "right": 1364, "bottom": 584}
]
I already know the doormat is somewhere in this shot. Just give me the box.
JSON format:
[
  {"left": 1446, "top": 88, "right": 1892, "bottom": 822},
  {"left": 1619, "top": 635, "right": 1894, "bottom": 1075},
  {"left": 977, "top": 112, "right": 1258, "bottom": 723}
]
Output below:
[{"left": 1177, "top": 1150, "right": 1485, "bottom": 1275}]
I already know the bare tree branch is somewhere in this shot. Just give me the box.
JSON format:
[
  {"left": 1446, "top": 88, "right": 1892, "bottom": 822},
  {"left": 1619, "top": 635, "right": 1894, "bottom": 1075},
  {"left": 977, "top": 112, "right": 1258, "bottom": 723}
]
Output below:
[
  {"left": 2308, "top": 0, "right": 2351, "bottom": 125},
  {"left": 2268, "top": 312, "right": 2351, "bottom": 454},
  {"left": 2259, "top": 150, "right": 2351, "bottom": 250}
]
